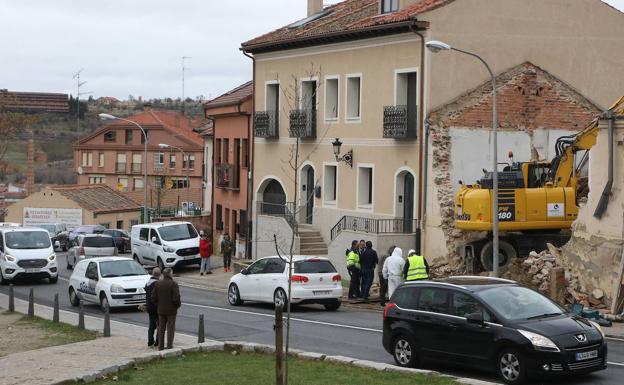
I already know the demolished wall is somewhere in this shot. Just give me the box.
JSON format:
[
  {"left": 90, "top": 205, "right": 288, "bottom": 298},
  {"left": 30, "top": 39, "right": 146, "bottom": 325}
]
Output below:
[
  {"left": 561, "top": 116, "right": 624, "bottom": 309},
  {"left": 425, "top": 62, "right": 601, "bottom": 266}
]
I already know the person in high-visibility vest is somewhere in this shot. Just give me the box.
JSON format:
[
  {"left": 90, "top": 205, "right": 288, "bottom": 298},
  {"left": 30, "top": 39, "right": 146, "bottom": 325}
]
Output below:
[
  {"left": 403, "top": 249, "right": 429, "bottom": 281},
  {"left": 346, "top": 240, "right": 361, "bottom": 299}
]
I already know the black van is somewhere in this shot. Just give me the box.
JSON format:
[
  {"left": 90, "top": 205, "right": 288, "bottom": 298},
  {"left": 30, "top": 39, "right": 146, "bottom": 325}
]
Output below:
[{"left": 382, "top": 277, "right": 607, "bottom": 384}]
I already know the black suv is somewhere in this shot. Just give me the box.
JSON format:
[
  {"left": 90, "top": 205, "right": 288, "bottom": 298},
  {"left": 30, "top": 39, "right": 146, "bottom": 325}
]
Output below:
[{"left": 382, "top": 277, "right": 607, "bottom": 384}]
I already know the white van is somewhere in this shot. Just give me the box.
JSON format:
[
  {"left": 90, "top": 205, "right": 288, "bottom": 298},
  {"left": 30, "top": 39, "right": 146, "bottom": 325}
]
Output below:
[
  {"left": 131, "top": 221, "right": 200, "bottom": 270},
  {"left": 0, "top": 227, "right": 59, "bottom": 284}
]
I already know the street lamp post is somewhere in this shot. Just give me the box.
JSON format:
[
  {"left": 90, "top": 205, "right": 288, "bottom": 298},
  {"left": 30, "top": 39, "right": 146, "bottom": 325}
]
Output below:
[
  {"left": 425, "top": 40, "right": 500, "bottom": 277},
  {"left": 159, "top": 143, "right": 191, "bottom": 216},
  {"left": 99, "top": 113, "right": 149, "bottom": 224}
]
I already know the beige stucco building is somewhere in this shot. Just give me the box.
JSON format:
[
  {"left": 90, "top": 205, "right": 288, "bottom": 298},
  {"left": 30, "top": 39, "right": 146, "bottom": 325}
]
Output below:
[
  {"left": 242, "top": 0, "right": 624, "bottom": 276},
  {"left": 5, "top": 185, "right": 141, "bottom": 230}
]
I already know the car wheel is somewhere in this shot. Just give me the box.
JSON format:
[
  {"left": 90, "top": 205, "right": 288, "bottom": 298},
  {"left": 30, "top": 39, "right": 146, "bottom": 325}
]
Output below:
[
  {"left": 69, "top": 287, "right": 80, "bottom": 306},
  {"left": 498, "top": 348, "right": 526, "bottom": 384},
  {"left": 480, "top": 240, "right": 516, "bottom": 271},
  {"left": 273, "top": 288, "right": 288, "bottom": 310},
  {"left": 49, "top": 276, "right": 58, "bottom": 284},
  {"left": 228, "top": 284, "right": 243, "bottom": 306},
  {"left": 392, "top": 334, "right": 419, "bottom": 368},
  {"left": 324, "top": 300, "right": 341, "bottom": 311},
  {"left": 100, "top": 293, "right": 110, "bottom": 312},
  {"left": 157, "top": 257, "right": 165, "bottom": 271}
]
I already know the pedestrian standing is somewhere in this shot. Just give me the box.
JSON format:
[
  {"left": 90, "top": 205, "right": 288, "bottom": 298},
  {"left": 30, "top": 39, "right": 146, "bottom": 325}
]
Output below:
[
  {"left": 403, "top": 249, "right": 430, "bottom": 281},
  {"left": 378, "top": 245, "right": 395, "bottom": 306},
  {"left": 382, "top": 247, "right": 405, "bottom": 298},
  {"left": 199, "top": 230, "right": 212, "bottom": 275},
  {"left": 221, "top": 233, "right": 233, "bottom": 272},
  {"left": 144, "top": 267, "right": 161, "bottom": 347},
  {"left": 346, "top": 240, "right": 361, "bottom": 299},
  {"left": 359, "top": 241, "right": 378, "bottom": 302},
  {"left": 152, "top": 268, "right": 181, "bottom": 351},
  {"left": 357, "top": 239, "right": 366, "bottom": 294}
]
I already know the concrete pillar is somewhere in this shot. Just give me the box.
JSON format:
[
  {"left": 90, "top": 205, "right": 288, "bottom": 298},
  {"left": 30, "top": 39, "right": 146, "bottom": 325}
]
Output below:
[{"left": 307, "top": 0, "right": 323, "bottom": 16}]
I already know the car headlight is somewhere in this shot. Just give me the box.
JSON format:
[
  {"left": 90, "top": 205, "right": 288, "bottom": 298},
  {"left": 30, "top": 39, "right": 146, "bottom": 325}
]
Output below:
[
  {"left": 518, "top": 330, "right": 560, "bottom": 352},
  {"left": 163, "top": 246, "right": 175, "bottom": 253},
  {"left": 589, "top": 320, "right": 606, "bottom": 338},
  {"left": 110, "top": 284, "right": 125, "bottom": 293},
  {"left": 4, "top": 255, "right": 16, "bottom": 262},
  {"left": 48, "top": 254, "right": 56, "bottom": 261}
]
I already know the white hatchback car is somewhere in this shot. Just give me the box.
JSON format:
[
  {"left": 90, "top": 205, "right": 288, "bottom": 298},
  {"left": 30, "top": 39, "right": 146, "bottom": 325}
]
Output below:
[
  {"left": 227, "top": 256, "right": 342, "bottom": 311},
  {"left": 68, "top": 257, "right": 150, "bottom": 311}
]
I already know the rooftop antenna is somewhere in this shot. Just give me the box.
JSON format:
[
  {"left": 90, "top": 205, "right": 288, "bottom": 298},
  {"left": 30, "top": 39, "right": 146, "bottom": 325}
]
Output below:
[
  {"left": 72, "top": 69, "right": 92, "bottom": 131},
  {"left": 182, "top": 56, "right": 192, "bottom": 114}
]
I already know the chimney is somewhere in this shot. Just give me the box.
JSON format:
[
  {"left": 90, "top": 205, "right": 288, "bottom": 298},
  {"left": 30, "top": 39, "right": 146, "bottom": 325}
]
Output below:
[{"left": 307, "top": 0, "right": 323, "bottom": 16}]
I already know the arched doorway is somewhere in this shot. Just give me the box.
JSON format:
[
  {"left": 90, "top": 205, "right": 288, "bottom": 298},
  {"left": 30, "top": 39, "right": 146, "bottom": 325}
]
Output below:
[
  {"left": 258, "top": 178, "right": 286, "bottom": 215},
  {"left": 395, "top": 169, "right": 415, "bottom": 233},
  {"left": 300, "top": 164, "right": 315, "bottom": 224}
]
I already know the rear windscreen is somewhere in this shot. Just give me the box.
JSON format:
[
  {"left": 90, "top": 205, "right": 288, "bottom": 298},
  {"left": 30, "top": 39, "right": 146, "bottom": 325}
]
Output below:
[
  {"left": 294, "top": 260, "right": 336, "bottom": 274},
  {"left": 82, "top": 237, "right": 114, "bottom": 247}
]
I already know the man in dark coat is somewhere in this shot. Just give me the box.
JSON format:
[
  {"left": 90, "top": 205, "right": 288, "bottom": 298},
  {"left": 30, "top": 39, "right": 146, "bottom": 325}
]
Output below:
[
  {"left": 359, "top": 241, "right": 378, "bottom": 302},
  {"left": 144, "top": 267, "right": 161, "bottom": 347},
  {"left": 152, "top": 268, "right": 181, "bottom": 350}
]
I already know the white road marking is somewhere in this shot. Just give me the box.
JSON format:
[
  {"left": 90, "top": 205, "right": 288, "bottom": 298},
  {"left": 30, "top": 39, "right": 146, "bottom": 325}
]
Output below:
[
  {"left": 183, "top": 302, "right": 382, "bottom": 333},
  {"left": 608, "top": 362, "right": 624, "bottom": 367},
  {"left": 606, "top": 337, "right": 624, "bottom": 342}
]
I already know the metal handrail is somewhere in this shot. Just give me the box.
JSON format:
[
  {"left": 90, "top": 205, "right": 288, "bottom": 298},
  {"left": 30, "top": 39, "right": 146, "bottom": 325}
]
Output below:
[
  {"left": 257, "top": 201, "right": 298, "bottom": 231},
  {"left": 330, "top": 215, "right": 420, "bottom": 240}
]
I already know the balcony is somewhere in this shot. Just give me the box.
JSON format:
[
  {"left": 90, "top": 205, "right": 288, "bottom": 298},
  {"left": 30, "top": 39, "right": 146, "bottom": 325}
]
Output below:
[
  {"left": 289, "top": 109, "right": 316, "bottom": 139},
  {"left": 154, "top": 163, "right": 164, "bottom": 173},
  {"left": 383, "top": 105, "right": 417, "bottom": 139},
  {"left": 115, "top": 162, "right": 126, "bottom": 173},
  {"left": 255, "top": 110, "right": 279, "bottom": 138},
  {"left": 131, "top": 162, "right": 141, "bottom": 174},
  {"left": 216, "top": 163, "right": 238, "bottom": 190}
]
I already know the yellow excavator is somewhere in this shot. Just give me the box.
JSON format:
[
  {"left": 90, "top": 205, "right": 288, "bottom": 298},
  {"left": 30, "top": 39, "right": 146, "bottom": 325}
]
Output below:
[{"left": 455, "top": 96, "right": 624, "bottom": 270}]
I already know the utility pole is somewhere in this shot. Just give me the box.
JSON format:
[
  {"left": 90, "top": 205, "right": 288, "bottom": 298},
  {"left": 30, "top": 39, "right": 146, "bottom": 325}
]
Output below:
[
  {"left": 182, "top": 56, "right": 191, "bottom": 114},
  {"left": 72, "top": 69, "right": 92, "bottom": 131}
]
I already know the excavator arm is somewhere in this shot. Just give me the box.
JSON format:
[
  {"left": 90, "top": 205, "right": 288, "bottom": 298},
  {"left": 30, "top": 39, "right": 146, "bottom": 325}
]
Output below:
[{"left": 549, "top": 96, "right": 624, "bottom": 188}]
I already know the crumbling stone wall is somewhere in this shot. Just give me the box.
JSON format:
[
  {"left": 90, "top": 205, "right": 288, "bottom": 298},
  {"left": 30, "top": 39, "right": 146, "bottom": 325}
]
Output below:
[{"left": 426, "top": 62, "right": 601, "bottom": 265}]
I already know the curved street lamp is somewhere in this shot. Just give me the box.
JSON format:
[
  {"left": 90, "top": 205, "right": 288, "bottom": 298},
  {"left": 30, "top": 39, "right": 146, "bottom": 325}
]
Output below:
[
  {"left": 425, "top": 40, "right": 500, "bottom": 277},
  {"left": 99, "top": 113, "right": 149, "bottom": 223},
  {"left": 332, "top": 138, "right": 353, "bottom": 168}
]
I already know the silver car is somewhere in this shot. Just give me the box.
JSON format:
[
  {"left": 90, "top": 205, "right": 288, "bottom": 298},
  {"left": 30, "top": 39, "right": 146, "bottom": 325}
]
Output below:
[{"left": 66, "top": 234, "right": 117, "bottom": 269}]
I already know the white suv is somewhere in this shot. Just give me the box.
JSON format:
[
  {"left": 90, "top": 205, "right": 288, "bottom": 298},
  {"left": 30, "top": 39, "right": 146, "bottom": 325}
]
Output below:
[
  {"left": 131, "top": 221, "right": 200, "bottom": 270},
  {"left": 0, "top": 227, "right": 58, "bottom": 284}
]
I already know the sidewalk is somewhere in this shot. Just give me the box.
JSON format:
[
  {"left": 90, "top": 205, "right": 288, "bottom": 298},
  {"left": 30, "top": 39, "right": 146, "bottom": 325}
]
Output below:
[{"left": 605, "top": 320, "right": 624, "bottom": 339}]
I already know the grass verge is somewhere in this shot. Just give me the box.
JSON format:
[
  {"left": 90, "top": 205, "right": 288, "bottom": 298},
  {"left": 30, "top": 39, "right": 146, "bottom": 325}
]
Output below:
[
  {"left": 16, "top": 315, "right": 98, "bottom": 345},
  {"left": 94, "top": 351, "right": 458, "bottom": 385}
]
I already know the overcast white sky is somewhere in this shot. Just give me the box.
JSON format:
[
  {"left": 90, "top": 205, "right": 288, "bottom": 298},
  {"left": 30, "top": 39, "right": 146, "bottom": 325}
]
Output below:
[{"left": 1, "top": 0, "right": 622, "bottom": 101}]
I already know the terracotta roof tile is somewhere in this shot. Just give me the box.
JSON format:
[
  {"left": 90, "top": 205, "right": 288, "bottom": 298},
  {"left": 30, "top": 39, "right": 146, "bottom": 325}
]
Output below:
[
  {"left": 52, "top": 185, "right": 141, "bottom": 213},
  {"left": 241, "top": 0, "right": 454, "bottom": 51},
  {"left": 203, "top": 81, "right": 253, "bottom": 109}
]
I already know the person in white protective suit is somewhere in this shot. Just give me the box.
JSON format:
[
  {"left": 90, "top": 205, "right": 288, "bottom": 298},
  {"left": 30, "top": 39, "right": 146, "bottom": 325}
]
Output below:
[{"left": 382, "top": 247, "right": 405, "bottom": 298}]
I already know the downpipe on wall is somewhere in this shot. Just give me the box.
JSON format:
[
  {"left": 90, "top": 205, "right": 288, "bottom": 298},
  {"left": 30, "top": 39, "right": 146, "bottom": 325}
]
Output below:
[{"left": 593, "top": 110, "right": 614, "bottom": 219}]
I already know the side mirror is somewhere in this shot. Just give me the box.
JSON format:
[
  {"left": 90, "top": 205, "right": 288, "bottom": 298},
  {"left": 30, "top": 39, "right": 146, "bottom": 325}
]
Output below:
[
  {"left": 54, "top": 240, "right": 61, "bottom": 248},
  {"left": 240, "top": 268, "right": 249, "bottom": 275},
  {"left": 466, "top": 313, "right": 485, "bottom": 326},
  {"left": 151, "top": 237, "right": 160, "bottom": 245}
]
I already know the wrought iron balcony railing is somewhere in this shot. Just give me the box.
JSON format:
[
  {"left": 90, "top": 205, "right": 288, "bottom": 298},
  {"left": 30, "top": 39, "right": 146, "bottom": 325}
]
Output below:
[
  {"left": 289, "top": 109, "right": 316, "bottom": 139},
  {"left": 383, "top": 105, "right": 417, "bottom": 139},
  {"left": 254, "top": 110, "right": 279, "bottom": 138}
]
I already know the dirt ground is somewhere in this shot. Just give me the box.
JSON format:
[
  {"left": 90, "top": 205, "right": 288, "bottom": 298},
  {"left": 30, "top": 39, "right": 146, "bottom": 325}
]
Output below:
[{"left": 0, "top": 310, "right": 96, "bottom": 357}]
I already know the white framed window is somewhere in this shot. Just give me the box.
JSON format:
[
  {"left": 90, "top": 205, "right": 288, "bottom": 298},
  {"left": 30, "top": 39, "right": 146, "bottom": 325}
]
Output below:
[
  {"left": 324, "top": 76, "right": 339, "bottom": 121},
  {"left": 395, "top": 67, "right": 419, "bottom": 107},
  {"left": 133, "top": 178, "right": 144, "bottom": 190},
  {"left": 98, "top": 153, "right": 105, "bottom": 168},
  {"left": 381, "top": 0, "right": 399, "bottom": 14},
  {"left": 323, "top": 162, "right": 338, "bottom": 205},
  {"left": 88, "top": 176, "right": 105, "bottom": 184},
  {"left": 82, "top": 152, "right": 92, "bottom": 167},
  {"left": 345, "top": 74, "right": 362, "bottom": 121},
  {"left": 265, "top": 81, "right": 280, "bottom": 112},
  {"left": 357, "top": 164, "right": 374, "bottom": 209},
  {"left": 170, "top": 154, "right": 176, "bottom": 168},
  {"left": 300, "top": 77, "right": 319, "bottom": 111},
  {"left": 117, "top": 177, "right": 128, "bottom": 191}
]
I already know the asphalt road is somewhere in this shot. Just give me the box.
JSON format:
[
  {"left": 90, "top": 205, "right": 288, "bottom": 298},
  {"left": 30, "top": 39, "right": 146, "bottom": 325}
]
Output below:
[{"left": 1, "top": 252, "right": 623, "bottom": 385}]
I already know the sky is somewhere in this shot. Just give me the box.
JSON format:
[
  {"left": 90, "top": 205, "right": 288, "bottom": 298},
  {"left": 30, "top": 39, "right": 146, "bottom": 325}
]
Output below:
[{"left": 1, "top": 0, "right": 623, "bottom": 101}]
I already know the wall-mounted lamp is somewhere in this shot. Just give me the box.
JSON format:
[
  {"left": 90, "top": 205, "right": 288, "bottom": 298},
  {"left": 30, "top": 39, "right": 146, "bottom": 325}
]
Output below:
[{"left": 332, "top": 138, "right": 353, "bottom": 168}]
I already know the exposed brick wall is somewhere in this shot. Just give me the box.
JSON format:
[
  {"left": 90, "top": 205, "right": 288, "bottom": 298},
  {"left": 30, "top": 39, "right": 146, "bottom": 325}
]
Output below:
[{"left": 427, "top": 62, "right": 602, "bottom": 263}]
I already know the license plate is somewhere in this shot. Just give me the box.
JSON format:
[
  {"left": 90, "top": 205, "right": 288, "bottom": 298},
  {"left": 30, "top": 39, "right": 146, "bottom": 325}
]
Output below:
[
  {"left": 313, "top": 290, "right": 331, "bottom": 296},
  {"left": 25, "top": 268, "right": 40, "bottom": 273},
  {"left": 132, "top": 294, "right": 146, "bottom": 300},
  {"left": 576, "top": 350, "right": 598, "bottom": 361},
  {"left": 186, "top": 254, "right": 199, "bottom": 260}
]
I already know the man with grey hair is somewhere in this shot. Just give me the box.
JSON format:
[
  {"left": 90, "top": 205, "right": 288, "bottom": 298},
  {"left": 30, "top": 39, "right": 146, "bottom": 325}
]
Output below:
[
  {"left": 152, "top": 268, "right": 181, "bottom": 350},
  {"left": 145, "top": 267, "right": 161, "bottom": 347}
]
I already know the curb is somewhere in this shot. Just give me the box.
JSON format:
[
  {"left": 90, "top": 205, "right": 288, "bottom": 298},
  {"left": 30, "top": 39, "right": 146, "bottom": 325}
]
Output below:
[{"left": 51, "top": 340, "right": 501, "bottom": 385}]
